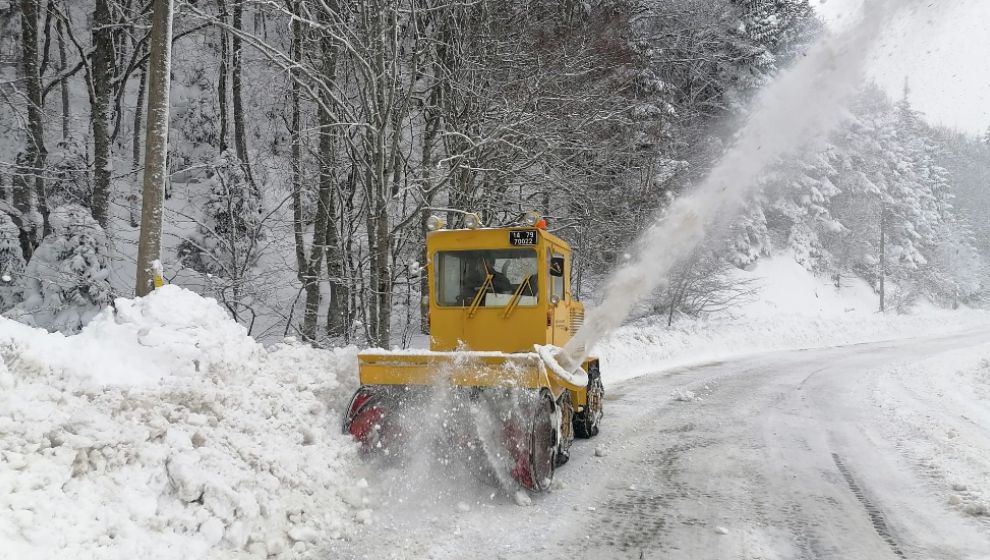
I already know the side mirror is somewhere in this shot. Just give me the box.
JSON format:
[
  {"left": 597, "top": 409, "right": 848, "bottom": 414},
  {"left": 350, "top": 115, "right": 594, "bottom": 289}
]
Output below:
[
  {"left": 408, "top": 261, "right": 426, "bottom": 278},
  {"left": 549, "top": 257, "right": 565, "bottom": 277}
]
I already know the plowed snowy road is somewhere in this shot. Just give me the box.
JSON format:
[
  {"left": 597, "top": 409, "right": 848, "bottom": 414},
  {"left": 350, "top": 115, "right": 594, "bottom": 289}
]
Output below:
[{"left": 324, "top": 331, "right": 990, "bottom": 559}]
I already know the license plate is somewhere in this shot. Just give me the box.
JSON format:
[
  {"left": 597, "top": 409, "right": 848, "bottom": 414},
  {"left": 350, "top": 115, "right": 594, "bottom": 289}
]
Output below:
[{"left": 509, "top": 230, "right": 537, "bottom": 246}]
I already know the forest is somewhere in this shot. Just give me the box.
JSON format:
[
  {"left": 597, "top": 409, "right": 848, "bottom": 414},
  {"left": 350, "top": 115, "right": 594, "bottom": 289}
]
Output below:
[{"left": 1, "top": 0, "right": 988, "bottom": 346}]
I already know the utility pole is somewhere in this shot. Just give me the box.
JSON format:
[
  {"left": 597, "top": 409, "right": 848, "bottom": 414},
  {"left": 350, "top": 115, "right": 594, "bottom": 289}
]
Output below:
[
  {"left": 135, "top": 0, "right": 174, "bottom": 296},
  {"left": 878, "top": 201, "right": 886, "bottom": 313}
]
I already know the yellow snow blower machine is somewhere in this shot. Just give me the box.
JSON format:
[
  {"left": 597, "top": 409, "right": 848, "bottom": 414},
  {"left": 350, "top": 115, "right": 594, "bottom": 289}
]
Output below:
[{"left": 343, "top": 211, "right": 603, "bottom": 492}]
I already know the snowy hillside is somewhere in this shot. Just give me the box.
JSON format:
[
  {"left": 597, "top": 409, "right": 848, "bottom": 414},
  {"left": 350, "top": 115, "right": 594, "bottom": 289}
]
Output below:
[
  {"left": 0, "top": 286, "right": 369, "bottom": 560},
  {"left": 598, "top": 256, "right": 990, "bottom": 382}
]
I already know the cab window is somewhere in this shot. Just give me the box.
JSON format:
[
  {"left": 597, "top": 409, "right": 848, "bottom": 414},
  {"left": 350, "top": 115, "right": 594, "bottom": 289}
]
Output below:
[{"left": 435, "top": 249, "right": 538, "bottom": 307}]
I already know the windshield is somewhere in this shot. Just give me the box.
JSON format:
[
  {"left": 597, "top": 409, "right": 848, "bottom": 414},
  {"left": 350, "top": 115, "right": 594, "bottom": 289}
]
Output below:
[{"left": 435, "top": 249, "right": 538, "bottom": 307}]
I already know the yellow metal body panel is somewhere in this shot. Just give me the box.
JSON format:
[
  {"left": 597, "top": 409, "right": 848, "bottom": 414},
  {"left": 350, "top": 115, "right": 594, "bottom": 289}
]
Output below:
[
  {"left": 359, "top": 353, "right": 549, "bottom": 389},
  {"left": 358, "top": 351, "right": 591, "bottom": 404}
]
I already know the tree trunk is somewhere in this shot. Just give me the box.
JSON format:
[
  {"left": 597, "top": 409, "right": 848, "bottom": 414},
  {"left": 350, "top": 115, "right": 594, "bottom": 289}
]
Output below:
[
  {"left": 289, "top": 0, "right": 304, "bottom": 276},
  {"left": 91, "top": 0, "right": 114, "bottom": 229},
  {"left": 301, "top": 149, "right": 329, "bottom": 340},
  {"left": 230, "top": 0, "right": 254, "bottom": 187},
  {"left": 322, "top": 105, "right": 347, "bottom": 338},
  {"left": 217, "top": 0, "right": 230, "bottom": 153},
  {"left": 56, "top": 15, "right": 69, "bottom": 140},
  {"left": 324, "top": 194, "right": 348, "bottom": 338},
  {"left": 287, "top": 0, "right": 318, "bottom": 341},
  {"left": 373, "top": 200, "right": 391, "bottom": 347},
  {"left": 298, "top": 11, "right": 343, "bottom": 340},
  {"left": 366, "top": 141, "right": 391, "bottom": 347},
  {"left": 12, "top": 155, "right": 36, "bottom": 260},
  {"left": 135, "top": 0, "right": 173, "bottom": 296},
  {"left": 878, "top": 201, "right": 886, "bottom": 313},
  {"left": 418, "top": 90, "right": 440, "bottom": 335},
  {"left": 130, "top": 46, "right": 147, "bottom": 228},
  {"left": 319, "top": 6, "right": 348, "bottom": 340},
  {"left": 667, "top": 292, "right": 677, "bottom": 326},
  {"left": 20, "top": 0, "right": 48, "bottom": 241}
]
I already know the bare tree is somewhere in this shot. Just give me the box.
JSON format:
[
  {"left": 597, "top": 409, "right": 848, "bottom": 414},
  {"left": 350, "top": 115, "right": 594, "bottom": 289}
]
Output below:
[{"left": 655, "top": 250, "right": 759, "bottom": 326}]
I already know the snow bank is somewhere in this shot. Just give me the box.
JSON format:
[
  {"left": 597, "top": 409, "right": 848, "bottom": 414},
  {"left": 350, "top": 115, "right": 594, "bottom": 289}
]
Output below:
[
  {"left": 870, "top": 347, "right": 990, "bottom": 524},
  {"left": 0, "top": 286, "right": 368, "bottom": 560},
  {"left": 597, "top": 256, "right": 990, "bottom": 382}
]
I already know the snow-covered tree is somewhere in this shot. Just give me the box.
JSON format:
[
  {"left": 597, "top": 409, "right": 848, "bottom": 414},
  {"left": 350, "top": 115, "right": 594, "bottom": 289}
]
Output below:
[
  {"left": 737, "top": 0, "right": 818, "bottom": 62},
  {"left": 16, "top": 204, "right": 112, "bottom": 333},
  {"left": 0, "top": 212, "right": 26, "bottom": 312},
  {"left": 725, "top": 0, "right": 820, "bottom": 107},
  {"left": 743, "top": 81, "right": 980, "bottom": 312}
]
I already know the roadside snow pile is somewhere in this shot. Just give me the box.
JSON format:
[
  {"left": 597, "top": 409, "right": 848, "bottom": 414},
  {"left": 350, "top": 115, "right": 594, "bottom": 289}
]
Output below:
[
  {"left": 0, "top": 285, "right": 367, "bottom": 560},
  {"left": 871, "top": 348, "right": 990, "bottom": 522},
  {"left": 598, "top": 256, "right": 990, "bottom": 382}
]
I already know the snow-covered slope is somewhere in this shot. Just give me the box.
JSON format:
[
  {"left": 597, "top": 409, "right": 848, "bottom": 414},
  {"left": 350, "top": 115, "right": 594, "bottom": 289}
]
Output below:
[
  {"left": 0, "top": 286, "right": 368, "bottom": 560},
  {"left": 597, "top": 256, "right": 990, "bottom": 382}
]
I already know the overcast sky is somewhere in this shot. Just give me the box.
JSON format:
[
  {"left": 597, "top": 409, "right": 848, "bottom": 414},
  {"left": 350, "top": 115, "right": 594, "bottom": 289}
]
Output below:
[{"left": 814, "top": 0, "right": 990, "bottom": 136}]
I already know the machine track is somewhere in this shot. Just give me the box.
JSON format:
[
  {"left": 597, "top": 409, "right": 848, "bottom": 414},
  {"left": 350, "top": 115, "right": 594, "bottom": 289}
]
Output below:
[{"left": 831, "top": 453, "right": 907, "bottom": 559}]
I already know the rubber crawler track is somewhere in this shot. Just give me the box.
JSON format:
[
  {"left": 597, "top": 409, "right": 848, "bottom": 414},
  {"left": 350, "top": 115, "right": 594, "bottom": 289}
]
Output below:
[{"left": 831, "top": 453, "right": 907, "bottom": 559}]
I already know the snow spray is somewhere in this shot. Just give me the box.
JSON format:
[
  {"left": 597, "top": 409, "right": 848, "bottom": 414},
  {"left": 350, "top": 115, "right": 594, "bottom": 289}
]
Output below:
[{"left": 559, "top": 0, "right": 916, "bottom": 369}]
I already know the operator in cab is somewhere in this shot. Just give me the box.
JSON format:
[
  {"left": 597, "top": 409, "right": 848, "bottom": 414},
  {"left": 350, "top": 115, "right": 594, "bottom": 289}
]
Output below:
[{"left": 459, "top": 254, "right": 513, "bottom": 304}]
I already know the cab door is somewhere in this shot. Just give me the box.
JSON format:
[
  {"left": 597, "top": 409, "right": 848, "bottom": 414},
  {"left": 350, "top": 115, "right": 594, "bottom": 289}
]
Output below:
[{"left": 547, "top": 246, "right": 570, "bottom": 346}]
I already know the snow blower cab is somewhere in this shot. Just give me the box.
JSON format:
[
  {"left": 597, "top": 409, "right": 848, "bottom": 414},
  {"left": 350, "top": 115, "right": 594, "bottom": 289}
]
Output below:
[{"left": 343, "top": 211, "right": 603, "bottom": 492}]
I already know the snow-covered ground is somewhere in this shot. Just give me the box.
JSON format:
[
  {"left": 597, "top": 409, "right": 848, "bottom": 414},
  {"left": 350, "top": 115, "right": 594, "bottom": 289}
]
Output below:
[
  {"left": 2, "top": 258, "right": 989, "bottom": 559},
  {"left": 0, "top": 286, "right": 369, "bottom": 560}
]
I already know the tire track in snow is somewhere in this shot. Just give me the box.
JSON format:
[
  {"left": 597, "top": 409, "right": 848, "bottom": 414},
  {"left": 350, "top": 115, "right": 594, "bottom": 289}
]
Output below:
[
  {"left": 594, "top": 434, "right": 713, "bottom": 558},
  {"left": 831, "top": 453, "right": 907, "bottom": 559}
]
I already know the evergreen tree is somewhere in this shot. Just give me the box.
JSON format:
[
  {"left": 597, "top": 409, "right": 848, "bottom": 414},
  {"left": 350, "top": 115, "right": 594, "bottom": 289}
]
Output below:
[
  {"left": 15, "top": 204, "right": 112, "bottom": 333},
  {"left": 761, "top": 145, "right": 843, "bottom": 271}
]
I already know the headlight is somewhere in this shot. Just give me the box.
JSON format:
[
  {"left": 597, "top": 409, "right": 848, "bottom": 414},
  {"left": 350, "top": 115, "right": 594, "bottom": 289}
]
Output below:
[
  {"left": 522, "top": 211, "right": 541, "bottom": 226},
  {"left": 463, "top": 213, "right": 482, "bottom": 229},
  {"left": 426, "top": 215, "right": 445, "bottom": 231}
]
